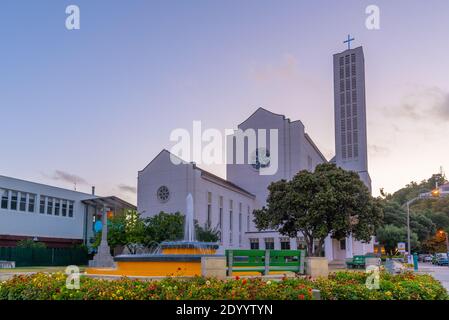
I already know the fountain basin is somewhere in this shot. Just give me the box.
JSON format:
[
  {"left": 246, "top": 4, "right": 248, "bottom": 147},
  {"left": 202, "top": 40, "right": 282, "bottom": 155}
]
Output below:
[
  {"left": 86, "top": 241, "right": 221, "bottom": 277},
  {"left": 160, "top": 241, "right": 219, "bottom": 255}
]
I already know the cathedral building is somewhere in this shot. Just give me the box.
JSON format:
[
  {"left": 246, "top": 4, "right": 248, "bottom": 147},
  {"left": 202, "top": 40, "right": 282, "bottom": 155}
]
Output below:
[{"left": 137, "top": 45, "right": 373, "bottom": 260}]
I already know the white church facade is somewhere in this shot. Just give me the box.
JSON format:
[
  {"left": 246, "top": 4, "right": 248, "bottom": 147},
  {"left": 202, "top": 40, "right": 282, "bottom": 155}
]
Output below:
[{"left": 137, "top": 45, "right": 374, "bottom": 261}]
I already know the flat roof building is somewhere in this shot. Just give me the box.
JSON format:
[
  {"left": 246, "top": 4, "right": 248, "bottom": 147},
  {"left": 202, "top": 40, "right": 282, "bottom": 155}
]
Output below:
[{"left": 0, "top": 175, "right": 135, "bottom": 248}]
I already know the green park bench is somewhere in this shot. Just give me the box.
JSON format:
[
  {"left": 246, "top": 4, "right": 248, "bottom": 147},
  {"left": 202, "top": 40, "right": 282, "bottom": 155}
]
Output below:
[
  {"left": 225, "top": 249, "right": 305, "bottom": 276},
  {"left": 346, "top": 255, "right": 366, "bottom": 269}
]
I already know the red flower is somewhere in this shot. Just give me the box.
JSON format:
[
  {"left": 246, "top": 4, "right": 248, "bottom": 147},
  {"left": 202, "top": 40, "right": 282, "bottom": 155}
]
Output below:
[
  {"left": 242, "top": 279, "right": 247, "bottom": 285},
  {"left": 235, "top": 276, "right": 240, "bottom": 280},
  {"left": 298, "top": 294, "right": 305, "bottom": 300}
]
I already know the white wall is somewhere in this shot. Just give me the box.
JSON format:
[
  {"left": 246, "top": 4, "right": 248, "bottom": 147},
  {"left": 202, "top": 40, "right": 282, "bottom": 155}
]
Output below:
[{"left": 0, "top": 175, "right": 94, "bottom": 240}]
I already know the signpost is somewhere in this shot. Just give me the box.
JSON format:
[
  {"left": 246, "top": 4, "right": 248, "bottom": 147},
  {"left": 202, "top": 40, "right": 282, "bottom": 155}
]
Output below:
[{"left": 397, "top": 242, "right": 406, "bottom": 254}]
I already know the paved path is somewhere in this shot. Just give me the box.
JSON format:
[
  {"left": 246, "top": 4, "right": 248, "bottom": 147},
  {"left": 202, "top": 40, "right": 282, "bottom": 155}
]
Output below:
[{"left": 418, "top": 263, "right": 449, "bottom": 291}]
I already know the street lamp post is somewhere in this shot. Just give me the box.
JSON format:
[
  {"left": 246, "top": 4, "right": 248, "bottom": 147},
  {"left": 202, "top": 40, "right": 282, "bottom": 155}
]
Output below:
[{"left": 403, "top": 188, "right": 441, "bottom": 260}]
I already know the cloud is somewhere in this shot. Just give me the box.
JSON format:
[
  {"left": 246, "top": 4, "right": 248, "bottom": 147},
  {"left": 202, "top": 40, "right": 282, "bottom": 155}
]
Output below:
[
  {"left": 47, "top": 170, "right": 88, "bottom": 186},
  {"left": 249, "top": 53, "right": 300, "bottom": 83},
  {"left": 368, "top": 144, "right": 390, "bottom": 156},
  {"left": 118, "top": 184, "right": 137, "bottom": 194},
  {"left": 388, "top": 87, "right": 449, "bottom": 122}
]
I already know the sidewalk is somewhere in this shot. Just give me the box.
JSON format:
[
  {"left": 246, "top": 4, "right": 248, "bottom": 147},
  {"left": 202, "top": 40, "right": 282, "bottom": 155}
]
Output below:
[{"left": 419, "top": 263, "right": 449, "bottom": 291}]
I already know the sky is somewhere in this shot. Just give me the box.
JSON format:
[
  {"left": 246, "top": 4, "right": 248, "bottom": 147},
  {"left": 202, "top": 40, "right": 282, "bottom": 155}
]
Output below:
[{"left": 0, "top": 0, "right": 448, "bottom": 204}]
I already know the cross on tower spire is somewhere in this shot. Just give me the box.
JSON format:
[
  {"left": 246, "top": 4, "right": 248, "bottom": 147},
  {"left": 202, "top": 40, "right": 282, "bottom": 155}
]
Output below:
[{"left": 343, "top": 34, "right": 355, "bottom": 50}]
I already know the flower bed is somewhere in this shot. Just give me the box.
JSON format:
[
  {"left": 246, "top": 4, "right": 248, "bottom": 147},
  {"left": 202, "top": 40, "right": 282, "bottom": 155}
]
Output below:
[{"left": 0, "top": 271, "right": 447, "bottom": 300}]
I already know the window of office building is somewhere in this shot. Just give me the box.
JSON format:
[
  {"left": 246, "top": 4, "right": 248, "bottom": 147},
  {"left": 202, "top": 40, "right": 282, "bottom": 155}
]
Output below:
[
  {"left": 47, "top": 197, "right": 53, "bottom": 215},
  {"left": 54, "top": 199, "right": 60, "bottom": 216},
  {"left": 250, "top": 238, "right": 259, "bottom": 250},
  {"left": 68, "top": 201, "right": 74, "bottom": 217},
  {"left": 280, "top": 238, "right": 291, "bottom": 250},
  {"left": 19, "top": 192, "right": 27, "bottom": 211},
  {"left": 10, "top": 191, "right": 18, "bottom": 210},
  {"left": 62, "top": 200, "right": 67, "bottom": 217},
  {"left": 28, "top": 194, "right": 35, "bottom": 212},
  {"left": 39, "top": 196, "right": 45, "bottom": 214},
  {"left": 1, "top": 189, "right": 8, "bottom": 209},
  {"left": 264, "top": 238, "right": 274, "bottom": 250}
]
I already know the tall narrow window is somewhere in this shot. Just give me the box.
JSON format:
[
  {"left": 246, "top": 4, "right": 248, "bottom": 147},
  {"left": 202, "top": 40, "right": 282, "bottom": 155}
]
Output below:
[
  {"left": 219, "top": 196, "right": 223, "bottom": 241},
  {"left": 28, "top": 194, "right": 35, "bottom": 212},
  {"left": 229, "top": 200, "right": 233, "bottom": 245},
  {"left": 238, "top": 203, "right": 242, "bottom": 247},
  {"left": 207, "top": 192, "right": 212, "bottom": 227},
  {"left": 1, "top": 189, "right": 8, "bottom": 209},
  {"left": 47, "top": 197, "right": 53, "bottom": 215},
  {"left": 247, "top": 206, "right": 250, "bottom": 232},
  {"left": 19, "top": 192, "right": 27, "bottom": 211},
  {"left": 68, "top": 201, "right": 74, "bottom": 217},
  {"left": 10, "top": 191, "right": 17, "bottom": 210}
]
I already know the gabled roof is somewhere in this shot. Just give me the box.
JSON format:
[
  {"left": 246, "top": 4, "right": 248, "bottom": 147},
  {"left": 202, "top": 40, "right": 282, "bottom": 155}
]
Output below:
[
  {"left": 195, "top": 165, "right": 255, "bottom": 199},
  {"left": 304, "top": 134, "right": 328, "bottom": 162},
  {"left": 238, "top": 107, "right": 292, "bottom": 128},
  {"left": 139, "top": 149, "right": 255, "bottom": 198},
  {"left": 138, "top": 149, "right": 188, "bottom": 173}
]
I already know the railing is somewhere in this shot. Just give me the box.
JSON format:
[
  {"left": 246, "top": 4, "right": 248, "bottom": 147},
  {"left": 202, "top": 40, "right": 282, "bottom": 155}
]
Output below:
[{"left": 0, "top": 247, "right": 88, "bottom": 267}]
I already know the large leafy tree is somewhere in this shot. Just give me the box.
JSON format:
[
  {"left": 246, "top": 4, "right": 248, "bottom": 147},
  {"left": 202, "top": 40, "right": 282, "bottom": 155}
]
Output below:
[
  {"left": 376, "top": 225, "right": 418, "bottom": 255},
  {"left": 253, "top": 163, "right": 383, "bottom": 257},
  {"left": 143, "top": 211, "right": 184, "bottom": 246}
]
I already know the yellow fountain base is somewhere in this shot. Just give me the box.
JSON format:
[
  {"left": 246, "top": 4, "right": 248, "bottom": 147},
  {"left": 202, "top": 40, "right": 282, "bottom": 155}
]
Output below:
[{"left": 86, "top": 241, "right": 219, "bottom": 277}]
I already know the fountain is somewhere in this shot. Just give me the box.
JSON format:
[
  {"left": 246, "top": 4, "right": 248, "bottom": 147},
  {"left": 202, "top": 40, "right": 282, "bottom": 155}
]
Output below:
[{"left": 87, "top": 193, "right": 220, "bottom": 277}]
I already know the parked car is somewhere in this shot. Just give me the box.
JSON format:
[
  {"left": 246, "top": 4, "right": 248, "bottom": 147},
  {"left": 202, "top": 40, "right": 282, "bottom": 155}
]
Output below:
[
  {"left": 434, "top": 253, "right": 448, "bottom": 266},
  {"left": 424, "top": 255, "right": 433, "bottom": 263}
]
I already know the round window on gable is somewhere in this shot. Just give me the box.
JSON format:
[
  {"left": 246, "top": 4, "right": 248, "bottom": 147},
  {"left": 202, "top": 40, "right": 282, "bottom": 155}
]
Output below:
[{"left": 157, "top": 186, "right": 170, "bottom": 203}]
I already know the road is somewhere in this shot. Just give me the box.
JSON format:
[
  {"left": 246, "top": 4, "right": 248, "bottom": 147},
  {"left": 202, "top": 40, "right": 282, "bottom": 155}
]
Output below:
[{"left": 419, "top": 263, "right": 449, "bottom": 291}]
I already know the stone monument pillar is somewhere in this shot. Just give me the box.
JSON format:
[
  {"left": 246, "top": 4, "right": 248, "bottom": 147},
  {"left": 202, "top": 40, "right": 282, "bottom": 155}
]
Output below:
[{"left": 89, "top": 206, "right": 115, "bottom": 268}]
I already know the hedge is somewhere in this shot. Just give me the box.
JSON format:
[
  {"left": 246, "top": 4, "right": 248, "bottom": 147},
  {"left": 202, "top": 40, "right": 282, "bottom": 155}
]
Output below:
[{"left": 0, "top": 271, "right": 447, "bottom": 300}]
